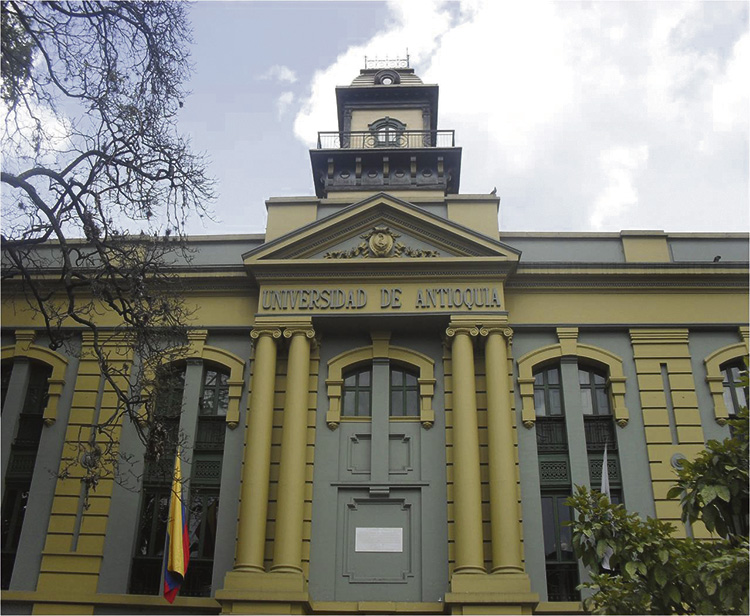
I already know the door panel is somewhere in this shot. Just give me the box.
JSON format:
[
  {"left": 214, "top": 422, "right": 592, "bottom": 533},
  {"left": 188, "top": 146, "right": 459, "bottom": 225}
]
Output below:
[
  {"left": 310, "top": 343, "right": 448, "bottom": 604},
  {"left": 335, "top": 490, "right": 421, "bottom": 601}
]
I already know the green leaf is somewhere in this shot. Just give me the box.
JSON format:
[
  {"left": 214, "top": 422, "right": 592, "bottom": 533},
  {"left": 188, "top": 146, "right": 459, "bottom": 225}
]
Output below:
[
  {"left": 654, "top": 567, "right": 667, "bottom": 587},
  {"left": 705, "top": 578, "right": 717, "bottom": 596},
  {"left": 596, "top": 540, "right": 608, "bottom": 559},
  {"left": 700, "top": 485, "right": 718, "bottom": 504},
  {"left": 658, "top": 549, "right": 669, "bottom": 564},
  {"left": 715, "top": 485, "right": 730, "bottom": 502},
  {"left": 667, "top": 585, "right": 681, "bottom": 605},
  {"left": 624, "top": 561, "right": 638, "bottom": 578},
  {"left": 666, "top": 486, "right": 683, "bottom": 500}
]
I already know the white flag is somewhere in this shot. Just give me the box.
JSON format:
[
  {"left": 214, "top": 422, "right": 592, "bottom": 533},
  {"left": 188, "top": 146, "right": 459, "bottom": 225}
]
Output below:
[
  {"left": 601, "top": 444, "right": 612, "bottom": 570},
  {"left": 601, "top": 444, "right": 611, "bottom": 498}
]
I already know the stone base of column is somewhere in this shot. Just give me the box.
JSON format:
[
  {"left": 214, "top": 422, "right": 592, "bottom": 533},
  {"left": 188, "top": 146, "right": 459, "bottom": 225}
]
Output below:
[
  {"left": 445, "top": 572, "right": 538, "bottom": 615},
  {"left": 216, "top": 571, "right": 308, "bottom": 615}
]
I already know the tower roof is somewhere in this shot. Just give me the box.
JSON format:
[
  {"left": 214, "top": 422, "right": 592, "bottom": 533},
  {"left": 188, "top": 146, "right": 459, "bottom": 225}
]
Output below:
[
  {"left": 335, "top": 60, "right": 439, "bottom": 133},
  {"left": 349, "top": 68, "right": 425, "bottom": 87}
]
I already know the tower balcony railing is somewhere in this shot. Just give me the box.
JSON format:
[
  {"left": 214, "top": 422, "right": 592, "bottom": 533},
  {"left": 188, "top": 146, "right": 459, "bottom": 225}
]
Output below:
[{"left": 316, "top": 130, "right": 455, "bottom": 149}]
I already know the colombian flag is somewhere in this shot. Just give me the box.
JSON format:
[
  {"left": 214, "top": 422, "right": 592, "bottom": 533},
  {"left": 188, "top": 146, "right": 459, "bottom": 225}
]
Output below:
[{"left": 163, "top": 453, "right": 189, "bottom": 603}]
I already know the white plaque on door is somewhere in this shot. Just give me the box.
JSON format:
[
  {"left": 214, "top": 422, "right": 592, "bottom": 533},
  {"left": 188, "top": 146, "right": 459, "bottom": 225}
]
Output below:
[{"left": 355, "top": 527, "right": 403, "bottom": 552}]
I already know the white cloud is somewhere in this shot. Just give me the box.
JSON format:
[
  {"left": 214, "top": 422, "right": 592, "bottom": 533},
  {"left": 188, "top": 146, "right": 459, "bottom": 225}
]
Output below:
[
  {"left": 293, "top": 0, "right": 456, "bottom": 145},
  {"left": 276, "top": 91, "right": 294, "bottom": 120},
  {"left": 590, "top": 145, "right": 649, "bottom": 230},
  {"left": 1, "top": 99, "right": 72, "bottom": 168},
  {"left": 292, "top": 0, "right": 748, "bottom": 232},
  {"left": 259, "top": 64, "right": 298, "bottom": 84},
  {"left": 713, "top": 31, "right": 749, "bottom": 132}
]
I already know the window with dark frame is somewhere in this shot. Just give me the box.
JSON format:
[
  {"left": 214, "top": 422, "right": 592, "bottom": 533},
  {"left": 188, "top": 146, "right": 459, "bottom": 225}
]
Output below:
[
  {"left": 390, "top": 365, "right": 419, "bottom": 417},
  {"left": 183, "top": 366, "right": 229, "bottom": 596},
  {"left": 1, "top": 361, "right": 52, "bottom": 590},
  {"left": 534, "top": 365, "right": 564, "bottom": 417},
  {"left": 129, "top": 364, "right": 185, "bottom": 596},
  {"left": 534, "top": 362, "right": 579, "bottom": 602},
  {"left": 129, "top": 363, "right": 230, "bottom": 598},
  {"left": 721, "top": 360, "right": 748, "bottom": 416},
  {"left": 541, "top": 492, "right": 579, "bottom": 602},
  {"left": 579, "top": 366, "right": 611, "bottom": 416},
  {"left": 368, "top": 117, "right": 407, "bottom": 147},
  {"left": 1, "top": 361, "right": 12, "bottom": 413},
  {"left": 341, "top": 365, "right": 373, "bottom": 417}
]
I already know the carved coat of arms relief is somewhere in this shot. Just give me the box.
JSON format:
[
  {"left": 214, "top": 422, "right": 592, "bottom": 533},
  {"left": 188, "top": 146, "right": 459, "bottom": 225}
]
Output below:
[{"left": 324, "top": 226, "right": 440, "bottom": 259}]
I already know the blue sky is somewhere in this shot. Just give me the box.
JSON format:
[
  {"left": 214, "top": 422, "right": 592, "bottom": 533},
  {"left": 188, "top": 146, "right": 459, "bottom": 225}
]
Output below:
[{"left": 178, "top": 1, "right": 749, "bottom": 236}]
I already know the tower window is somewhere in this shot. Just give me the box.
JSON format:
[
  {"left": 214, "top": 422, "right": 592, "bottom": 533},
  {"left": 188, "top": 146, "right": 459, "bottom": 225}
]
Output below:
[
  {"left": 368, "top": 117, "right": 407, "bottom": 147},
  {"left": 374, "top": 69, "right": 400, "bottom": 85}
]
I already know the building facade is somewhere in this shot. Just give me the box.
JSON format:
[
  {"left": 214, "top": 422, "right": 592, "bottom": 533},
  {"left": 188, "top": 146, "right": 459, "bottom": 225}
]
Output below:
[{"left": 2, "top": 59, "right": 748, "bottom": 615}]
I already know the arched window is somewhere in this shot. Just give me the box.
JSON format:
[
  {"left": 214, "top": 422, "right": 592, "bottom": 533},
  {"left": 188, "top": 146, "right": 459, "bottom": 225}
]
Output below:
[
  {"left": 130, "top": 364, "right": 186, "bottom": 595},
  {"left": 534, "top": 365, "right": 564, "bottom": 417},
  {"left": 341, "top": 365, "right": 372, "bottom": 417},
  {"left": 390, "top": 365, "right": 419, "bottom": 417},
  {"left": 326, "top": 343, "right": 435, "bottom": 429},
  {"left": 533, "top": 362, "right": 578, "bottom": 601},
  {"left": 368, "top": 117, "right": 407, "bottom": 147},
  {"left": 1, "top": 361, "right": 11, "bottom": 411},
  {"left": 130, "top": 362, "right": 230, "bottom": 597},
  {"left": 186, "top": 365, "right": 230, "bottom": 596},
  {"left": 579, "top": 366, "right": 611, "bottom": 415},
  {"left": 721, "top": 360, "right": 748, "bottom": 416},
  {"left": 374, "top": 69, "right": 400, "bottom": 85},
  {"left": 1, "top": 360, "right": 52, "bottom": 589}
]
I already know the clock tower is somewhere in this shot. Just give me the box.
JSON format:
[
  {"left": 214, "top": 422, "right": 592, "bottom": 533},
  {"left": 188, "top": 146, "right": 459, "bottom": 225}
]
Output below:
[{"left": 310, "top": 55, "right": 462, "bottom": 197}]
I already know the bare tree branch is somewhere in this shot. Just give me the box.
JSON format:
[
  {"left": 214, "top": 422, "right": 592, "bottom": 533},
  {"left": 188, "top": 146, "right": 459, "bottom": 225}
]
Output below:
[{"left": 1, "top": 1, "right": 215, "bottom": 491}]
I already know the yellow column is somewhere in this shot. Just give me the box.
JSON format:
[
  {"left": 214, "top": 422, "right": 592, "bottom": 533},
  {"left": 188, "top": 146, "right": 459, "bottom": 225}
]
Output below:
[
  {"left": 271, "top": 325, "right": 315, "bottom": 574},
  {"left": 482, "top": 325, "right": 523, "bottom": 573},
  {"left": 235, "top": 327, "right": 281, "bottom": 572},
  {"left": 446, "top": 322, "right": 485, "bottom": 574}
]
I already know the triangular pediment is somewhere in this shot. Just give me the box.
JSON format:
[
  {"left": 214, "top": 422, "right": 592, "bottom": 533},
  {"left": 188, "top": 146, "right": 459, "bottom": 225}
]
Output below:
[{"left": 243, "top": 193, "right": 520, "bottom": 267}]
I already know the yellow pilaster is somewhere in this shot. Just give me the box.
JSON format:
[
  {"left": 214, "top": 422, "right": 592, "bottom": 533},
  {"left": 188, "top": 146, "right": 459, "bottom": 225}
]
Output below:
[
  {"left": 445, "top": 320, "right": 485, "bottom": 575},
  {"left": 271, "top": 324, "right": 315, "bottom": 574},
  {"left": 630, "top": 328, "right": 706, "bottom": 536},
  {"left": 234, "top": 326, "right": 281, "bottom": 572},
  {"left": 218, "top": 322, "right": 313, "bottom": 614},
  {"left": 444, "top": 320, "right": 538, "bottom": 613},
  {"left": 481, "top": 324, "right": 524, "bottom": 574}
]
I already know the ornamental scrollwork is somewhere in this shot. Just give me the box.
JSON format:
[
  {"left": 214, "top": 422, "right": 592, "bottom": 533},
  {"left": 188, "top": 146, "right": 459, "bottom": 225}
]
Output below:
[{"left": 324, "top": 225, "right": 439, "bottom": 259}]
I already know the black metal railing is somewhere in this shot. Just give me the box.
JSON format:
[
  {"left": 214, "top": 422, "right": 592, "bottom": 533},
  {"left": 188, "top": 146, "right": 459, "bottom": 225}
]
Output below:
[
  {"left": 536, "top": 417, "right": 568, "bottom": 452},
  {"left": 546, "top": 563, "right": 580, "bottom": 601},
  {"left": 584, "top": 415, "right": 617, "bottom": 452},
  {"left": 316, "top": 130, "right": 455, "bottom": 149}
]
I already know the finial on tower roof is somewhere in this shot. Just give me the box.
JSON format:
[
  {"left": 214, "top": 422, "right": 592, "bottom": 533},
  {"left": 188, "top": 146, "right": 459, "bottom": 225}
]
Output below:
[{"left": 363, "top": 52, "right": 410, "bottom": 70}]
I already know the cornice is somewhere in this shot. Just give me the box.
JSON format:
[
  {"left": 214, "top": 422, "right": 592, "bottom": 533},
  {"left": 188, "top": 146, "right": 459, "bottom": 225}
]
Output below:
[{"left": 514, "top": 262, "right": 748, "bottom": 273}]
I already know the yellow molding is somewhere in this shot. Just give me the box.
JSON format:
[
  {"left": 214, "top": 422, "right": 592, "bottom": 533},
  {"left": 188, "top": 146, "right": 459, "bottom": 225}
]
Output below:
[
  {"left": 704, "top": 339, "right": 749, "bottom": 425},
  {"left": 325, "top": 341, "right": 435, "bottom": 430},
  {"left": 630, "top": 328, "right": 690, "bottom": 343},
  {"left": 2, "top": 331, "right": 69, "bottom": 426},
  {"left": 141, "top": 342, "right": 246, "bottom": 428},
  {"left": 2, "top": 590, "right": 219, "bottom": 610},
  {"left": 516, "top": 341, "right": 629, "bottom": 428}
]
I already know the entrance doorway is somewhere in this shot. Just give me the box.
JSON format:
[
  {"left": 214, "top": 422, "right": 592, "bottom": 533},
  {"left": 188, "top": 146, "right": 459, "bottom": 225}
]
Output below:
[{"left": 310, "top": 341, "right": 448, "bottom": 603}]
